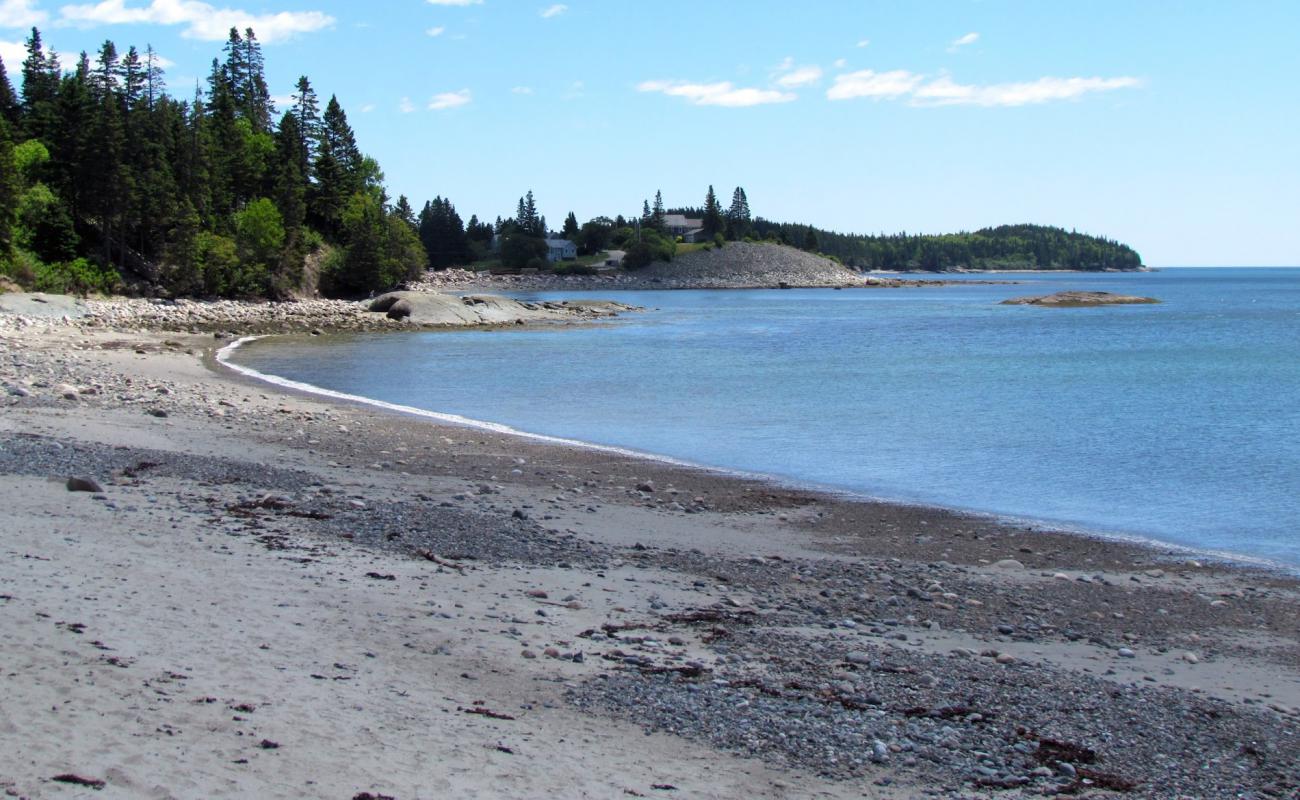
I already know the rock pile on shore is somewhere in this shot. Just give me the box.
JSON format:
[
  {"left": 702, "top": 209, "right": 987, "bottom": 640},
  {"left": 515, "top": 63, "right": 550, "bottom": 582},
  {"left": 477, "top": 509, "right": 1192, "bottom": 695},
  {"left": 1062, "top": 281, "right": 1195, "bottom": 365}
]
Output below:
[{"left": 0, "top": 291, "right": 635, "bottom": 335}]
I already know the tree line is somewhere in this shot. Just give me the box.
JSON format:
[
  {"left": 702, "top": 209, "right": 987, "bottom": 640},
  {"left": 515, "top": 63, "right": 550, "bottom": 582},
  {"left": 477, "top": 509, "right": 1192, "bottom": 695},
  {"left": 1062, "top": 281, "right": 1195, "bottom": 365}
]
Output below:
[
  {"left": 749, "top": 220, "right": 1143, "bottom": 271},
  {"left": 0, "top": 26, "right": 425, "bottom": 297}
]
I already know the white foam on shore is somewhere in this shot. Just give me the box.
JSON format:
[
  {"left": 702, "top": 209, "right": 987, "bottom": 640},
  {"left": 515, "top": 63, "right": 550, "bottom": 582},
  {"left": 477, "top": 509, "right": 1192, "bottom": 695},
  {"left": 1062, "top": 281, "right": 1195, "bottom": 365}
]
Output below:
[{"left": 217, "top": 335, "right": 1296, "bottom": 575}]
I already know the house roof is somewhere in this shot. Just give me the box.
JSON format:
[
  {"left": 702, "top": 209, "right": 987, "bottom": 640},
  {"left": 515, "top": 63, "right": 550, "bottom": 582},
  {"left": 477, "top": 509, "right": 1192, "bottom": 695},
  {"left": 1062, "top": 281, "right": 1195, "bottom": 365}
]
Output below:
[
  {"left": 545, "top": 239, "right": 576, "bottom": 249},
  {"left": 662, "top": 214, "right": 702, "bottom": 229}
]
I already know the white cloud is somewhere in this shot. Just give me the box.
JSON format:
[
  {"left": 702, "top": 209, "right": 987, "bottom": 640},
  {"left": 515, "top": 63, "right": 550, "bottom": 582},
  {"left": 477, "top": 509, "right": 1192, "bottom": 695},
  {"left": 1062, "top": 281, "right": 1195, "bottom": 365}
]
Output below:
[
  {"left": 399, "top": 96, "right": 415, "bottom": 113},
  {"left": 856, "top": 38, "right": 869, "bottom": 48},
  {"left": 826, "top": 67, "right": 1142, "bottom": 106},
  {"left": 511, "top": 85, "right": 533, "bottom": 94},
  {"left": 948, "top": 31, "right": 978, "bottom": 52},
  {"left": 539, "top": 3, "right": 566, "bottom": 18},
  {"left": 58, "top": 1, "right": 336, "bottom": 44},
  {"left": 775, "top": 64, "right": 822, "bottom": 89},
  {"left": 826, "top": 69, "right": 924, "bottom": 100},
  {"left": 911, "top": 75, "right": 1143, "bottom": 107},
  {"left": 425, "top": 25, "right": 445, "bottom": 37},
  {"left": 0, "top": 0, "right": 46, "bottom": 28},
  {"left": 833, "top": 58, "right": 846, "bottom": 69},
  {"left": 638, "top": 79, "right": 795, "bottom": 108},
  {"left": 426, "top": 0, "right": 480, "bottom": 5},
  {"left": 0, "top": 37, "right": 24, "bottom": 65},
  {"left": 428, "top": 88, "right": 470, "bottom": 109},
  {"left": 359, "top": 103, "right": 375, "bottom": 113}
]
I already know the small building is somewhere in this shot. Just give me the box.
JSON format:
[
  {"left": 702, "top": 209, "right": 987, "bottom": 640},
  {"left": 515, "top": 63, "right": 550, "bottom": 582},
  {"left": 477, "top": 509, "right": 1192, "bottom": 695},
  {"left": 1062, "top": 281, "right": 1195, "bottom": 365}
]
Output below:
[
  {"left": 663, "top": 214, "right": 706, "bottom": 242},
  {"left": 546, "top": 238, "right": 578, "bottom": 262}
]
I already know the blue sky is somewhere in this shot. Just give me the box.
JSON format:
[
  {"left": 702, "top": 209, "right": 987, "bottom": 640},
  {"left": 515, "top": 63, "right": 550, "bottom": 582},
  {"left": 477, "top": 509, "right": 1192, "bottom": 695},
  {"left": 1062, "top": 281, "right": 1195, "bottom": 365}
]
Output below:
[{"left": 2, "top": 0, "right": 1297, "bottom": 266}]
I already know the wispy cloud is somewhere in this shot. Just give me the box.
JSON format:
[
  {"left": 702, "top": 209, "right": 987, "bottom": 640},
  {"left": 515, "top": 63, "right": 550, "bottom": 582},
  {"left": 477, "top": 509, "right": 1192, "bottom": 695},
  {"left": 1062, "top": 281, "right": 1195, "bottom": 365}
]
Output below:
[
  {"left": 399, "top": 96, "right": 415, "bottom": 113},
  {"left": 539, "top": 3, "right": 566, "bottom": 18},
  {"left": 429, "top": 88, "right": 471, "bottom": 110},
  {"left": 912, "top": 75, "right": 1143, "bottom": 107},
  {"left": 425, "top": 25, "right": 445, "bottom": 37},
  {"left": 0, "top": 0, "right": 46, "bottom": 28},
  {"left": 58, "top": 0, "right": 335, "bottom": 43},
  {"left": 826, "top": 69, "right": 924, "bottom": 101},
  {"left": 833, "top": 58, "right": 847, "bottom": 69},
  {"left": 638, "top": 79, "right": 795, "bottom": 108},
  {"left": 511, "top": 85, "right": 534, "bottom": 95},
  {"left": 947, "top": 31, "right": 978, "bottom": 52},
  {"left": 827, "top": 68, "right": 1142, "bottom": 106},
  {"left": 359, "top": 103, "right": 376, "bottom": 113},
  {"left": 426, "top": 0, "right": 481, "bottom": 5},
  {"left": 856, "top": 38, "right": 870, "bottom": 48},
  {"left": 775, "top": 64, "right": 823, "bottom": 89}
]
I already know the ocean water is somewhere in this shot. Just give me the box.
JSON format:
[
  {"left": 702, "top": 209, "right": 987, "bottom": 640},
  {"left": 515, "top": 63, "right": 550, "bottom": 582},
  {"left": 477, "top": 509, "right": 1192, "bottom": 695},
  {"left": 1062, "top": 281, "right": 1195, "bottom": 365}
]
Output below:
[{"left": 229, "top": 268, "right": 1300, "bottom": 567}]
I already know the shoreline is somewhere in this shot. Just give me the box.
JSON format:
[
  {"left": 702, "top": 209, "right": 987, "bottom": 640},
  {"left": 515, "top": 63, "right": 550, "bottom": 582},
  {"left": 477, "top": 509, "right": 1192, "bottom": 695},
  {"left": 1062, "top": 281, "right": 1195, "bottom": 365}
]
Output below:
[
  {"left": 220, "top": 334, "right": 1299, "bottom": 578},
  {"left": 2, "top": 304, "right": 1298, "bottom": 798}
]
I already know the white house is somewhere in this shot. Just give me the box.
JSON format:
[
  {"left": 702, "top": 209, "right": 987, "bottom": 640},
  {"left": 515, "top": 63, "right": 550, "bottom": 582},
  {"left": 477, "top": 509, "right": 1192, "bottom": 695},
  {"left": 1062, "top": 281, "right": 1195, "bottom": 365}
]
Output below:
[{"left": 546, "top": 239, "right": 578, "bottom": 262}]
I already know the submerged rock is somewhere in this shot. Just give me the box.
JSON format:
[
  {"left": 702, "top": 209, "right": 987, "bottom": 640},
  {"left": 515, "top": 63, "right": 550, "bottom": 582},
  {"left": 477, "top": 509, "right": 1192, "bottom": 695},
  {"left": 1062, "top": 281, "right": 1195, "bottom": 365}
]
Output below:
[{"left": 1000, "top": 290, "right": 1159, "bottom": 307}]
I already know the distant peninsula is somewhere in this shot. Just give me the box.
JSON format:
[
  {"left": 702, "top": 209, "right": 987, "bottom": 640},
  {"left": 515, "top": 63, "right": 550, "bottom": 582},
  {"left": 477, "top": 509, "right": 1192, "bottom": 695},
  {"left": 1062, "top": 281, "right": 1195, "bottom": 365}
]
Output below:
[{"left": 748, "top": 222, "right": 1145, "bottom": 273}]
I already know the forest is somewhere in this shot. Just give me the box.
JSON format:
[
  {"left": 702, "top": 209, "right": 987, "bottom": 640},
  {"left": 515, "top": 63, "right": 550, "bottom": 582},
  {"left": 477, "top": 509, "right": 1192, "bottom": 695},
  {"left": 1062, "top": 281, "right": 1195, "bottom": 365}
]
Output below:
[
  {"left": 0, "top": 26, "right": 424, "bottom": 298},
  {"left": 749, "top": 219, "right": 1143, "bottom": 272}
]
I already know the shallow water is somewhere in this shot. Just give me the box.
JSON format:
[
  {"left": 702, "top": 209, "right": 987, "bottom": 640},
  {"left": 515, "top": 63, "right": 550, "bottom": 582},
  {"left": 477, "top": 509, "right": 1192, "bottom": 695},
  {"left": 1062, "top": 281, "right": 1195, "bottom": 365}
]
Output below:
[{"left": 231, "top": 268, "right": 1300, "bottom": 566}]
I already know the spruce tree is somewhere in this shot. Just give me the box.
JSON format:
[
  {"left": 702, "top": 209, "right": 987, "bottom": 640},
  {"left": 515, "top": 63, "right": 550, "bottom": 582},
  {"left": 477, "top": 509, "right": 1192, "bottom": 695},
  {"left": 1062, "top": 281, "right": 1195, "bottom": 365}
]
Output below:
[
  {"left": 562, "top": 211, "right": 579, "bottom": 240},
  {"left": 143, "top": 46, "right": 166, "bottom": 109},
  {"left": 702, "top": 185, "right": 723, "bottom": 237},
  {"left": 0, "top": 57, "right": 19, "bottom": 127},
  {"left": 651, "top": 190, "right": 665, "bottom": 232}
]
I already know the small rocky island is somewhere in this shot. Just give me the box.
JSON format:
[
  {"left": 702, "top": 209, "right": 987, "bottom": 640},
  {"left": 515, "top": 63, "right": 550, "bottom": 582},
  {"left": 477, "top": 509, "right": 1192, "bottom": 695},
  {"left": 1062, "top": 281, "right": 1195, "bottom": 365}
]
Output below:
[{"left": 1001, "top": 290, "right": 1160, "bottom": 307}]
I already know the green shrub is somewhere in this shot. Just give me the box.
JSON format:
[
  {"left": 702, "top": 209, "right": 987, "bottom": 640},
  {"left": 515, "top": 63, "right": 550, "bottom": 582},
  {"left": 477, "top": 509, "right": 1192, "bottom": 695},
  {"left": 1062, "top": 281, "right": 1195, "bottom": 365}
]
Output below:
[
  {"left": 713, "top": 233, "right": 726, "bottom": 248},
  {"left": 32, "top": 257, "right": 120, "bottom": 295},
  {"left": 623, "top": 230, "right": 676, "bottom": 270}
]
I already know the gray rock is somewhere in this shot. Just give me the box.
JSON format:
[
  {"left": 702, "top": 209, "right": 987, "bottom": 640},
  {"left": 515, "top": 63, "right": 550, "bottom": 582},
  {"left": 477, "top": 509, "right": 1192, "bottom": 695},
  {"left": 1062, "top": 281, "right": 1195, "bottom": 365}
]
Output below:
[{"left": 66, "top": 476, "right": 104, "bottom": 493}]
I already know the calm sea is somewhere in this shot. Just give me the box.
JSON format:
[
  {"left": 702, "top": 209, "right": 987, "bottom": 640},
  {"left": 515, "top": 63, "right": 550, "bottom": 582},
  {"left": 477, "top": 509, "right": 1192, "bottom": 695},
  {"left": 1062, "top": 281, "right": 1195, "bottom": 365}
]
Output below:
[{"left": 228, "top": 268, "right": 1300, "bottom": 567}]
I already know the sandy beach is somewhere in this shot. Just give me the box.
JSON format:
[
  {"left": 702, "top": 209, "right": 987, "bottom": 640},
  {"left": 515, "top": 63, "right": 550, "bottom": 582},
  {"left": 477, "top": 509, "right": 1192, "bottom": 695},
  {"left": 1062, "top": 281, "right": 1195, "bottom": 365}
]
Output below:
[{"left": 1, "top": 299, "right": 1297, "bottom": 799}]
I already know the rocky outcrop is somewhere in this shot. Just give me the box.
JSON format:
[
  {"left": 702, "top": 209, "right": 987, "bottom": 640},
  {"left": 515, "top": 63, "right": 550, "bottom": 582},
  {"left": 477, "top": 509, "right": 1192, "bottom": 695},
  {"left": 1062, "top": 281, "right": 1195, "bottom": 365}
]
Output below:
[
  {"left": 367, "top": 291, "right": 636, "bottom": 326},
  {"left": 1000, "top": 291, "right": 1159, "bottom": 307},
  {"left": 411, "top": 244, "right": 991, "bottom": 292}
]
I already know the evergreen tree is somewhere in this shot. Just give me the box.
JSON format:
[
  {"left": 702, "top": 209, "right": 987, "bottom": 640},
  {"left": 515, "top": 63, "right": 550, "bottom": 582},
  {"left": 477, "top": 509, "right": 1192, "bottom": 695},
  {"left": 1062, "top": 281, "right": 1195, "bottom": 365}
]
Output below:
[
  {"left": 0, "top": 118, "right": 17, "bottom": 262},
  {"left": 701, "top": 185, "right": 723, "bottom": 237},
  {"left": 561, "top": 211, "right": 579, "bottom": 240},
  {"left": 650, "top": 190, "right": 666, "bottom": 232},
  {"left": 0, "top": 57, "right": 19, "bottom": 127},
  {"left": 143, "top": 45, "right": 166, "bottom": 109},
  {"left": 20, "top": 28, "right": 61, "bottom": 139},
  {"left": 725, "top": 186, "right": 751, "bottom": 240},
  {"left": 290, "top": 76, "right": 320, "bottom": 169},
  {"left": 393, "top": 195, "right": 416, "bottom": 228}
]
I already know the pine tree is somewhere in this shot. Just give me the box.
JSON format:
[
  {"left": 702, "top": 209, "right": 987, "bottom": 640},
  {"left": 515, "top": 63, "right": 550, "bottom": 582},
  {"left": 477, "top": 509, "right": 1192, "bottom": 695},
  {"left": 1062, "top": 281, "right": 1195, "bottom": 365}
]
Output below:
[
  {"left": 20, "top": 28, "right": 61, "bottom": 140},
  {"left": 651, "top": 190, "right": 665, "bottom": 233},
  {"left": 561, "top": 211, "right": 579, "bottom": 240},
  {"left": 725, "top": 186, "right": 751, "bottom": 240},
  {"left": 120, "top": 46, "right": 145, "bottom": 109},
  {"left": 702, "top": 185, "right": 723, "bottom": 237},
  {"left": 0, "top": 117, "right": 17, "bottom": 262},
  {"left": 393, "top": 195, "right": 416, "bottom": 228},
  {"left": 0, "top": 57, "right": 19, "bottom": 127},
  {"left": 290, "top": 76, "right": 320, "bottom": 170},
  {"left": 143, "top": 45, "right": 166, "bottom": 109}
]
